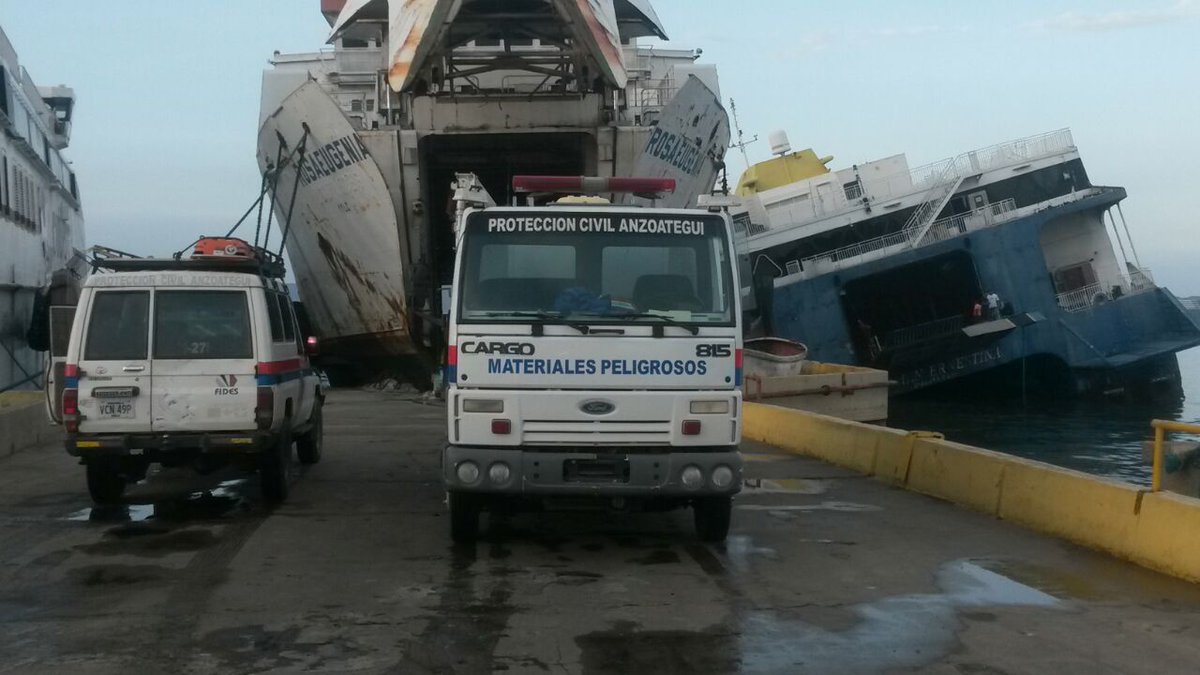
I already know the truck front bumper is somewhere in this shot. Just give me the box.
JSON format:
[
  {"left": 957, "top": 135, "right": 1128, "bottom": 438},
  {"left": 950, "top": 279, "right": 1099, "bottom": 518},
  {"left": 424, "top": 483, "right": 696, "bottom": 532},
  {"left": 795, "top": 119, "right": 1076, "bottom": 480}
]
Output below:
[{"left": 443, "top": 445, "right": 743, "bottom": 497}]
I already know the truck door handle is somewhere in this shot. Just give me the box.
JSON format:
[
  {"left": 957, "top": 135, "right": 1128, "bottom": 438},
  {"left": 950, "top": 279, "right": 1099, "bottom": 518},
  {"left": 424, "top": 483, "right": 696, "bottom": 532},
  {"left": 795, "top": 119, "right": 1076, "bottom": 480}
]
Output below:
[{"left": 122, "top": 365, "right": 145, "bottom": 372}]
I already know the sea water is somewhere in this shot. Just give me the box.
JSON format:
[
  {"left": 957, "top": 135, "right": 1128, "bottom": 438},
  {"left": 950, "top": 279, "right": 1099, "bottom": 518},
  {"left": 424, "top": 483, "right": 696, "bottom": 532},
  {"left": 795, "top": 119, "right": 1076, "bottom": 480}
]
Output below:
[{"left": 888, "top": 347, "right": 1200, "bottom": 485}]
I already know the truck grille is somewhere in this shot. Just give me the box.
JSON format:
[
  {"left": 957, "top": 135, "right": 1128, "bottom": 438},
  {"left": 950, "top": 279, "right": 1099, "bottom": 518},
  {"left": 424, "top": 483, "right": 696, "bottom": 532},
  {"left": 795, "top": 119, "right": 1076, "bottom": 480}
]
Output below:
[{"left": 521, "top": 420, "right": 671, "bottom": 445}]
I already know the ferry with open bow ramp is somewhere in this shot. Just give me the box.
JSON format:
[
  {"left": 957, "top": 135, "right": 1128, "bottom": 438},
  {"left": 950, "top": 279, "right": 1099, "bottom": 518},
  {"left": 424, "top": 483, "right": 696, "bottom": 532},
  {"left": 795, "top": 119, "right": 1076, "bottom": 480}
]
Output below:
[
  {"left": 734, "top": 129, "right": 1200, "bottom": 398},
  {"left": 257, "top": 0, "right": 729, "bottom": 386}
]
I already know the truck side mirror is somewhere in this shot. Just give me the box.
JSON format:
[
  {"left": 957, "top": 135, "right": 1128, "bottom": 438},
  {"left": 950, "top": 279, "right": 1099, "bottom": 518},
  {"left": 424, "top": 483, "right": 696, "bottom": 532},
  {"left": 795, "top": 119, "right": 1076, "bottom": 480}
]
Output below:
[{"left": 305, "top": 336, "right": 320, "bottom": 357}]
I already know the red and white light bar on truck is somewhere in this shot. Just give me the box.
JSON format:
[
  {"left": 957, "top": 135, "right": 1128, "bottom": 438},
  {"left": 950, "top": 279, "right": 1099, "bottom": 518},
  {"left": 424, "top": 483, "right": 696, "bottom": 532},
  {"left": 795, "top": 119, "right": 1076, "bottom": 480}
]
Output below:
[{"left": 512, "top": 175, "right": 677, "bottom": 199}]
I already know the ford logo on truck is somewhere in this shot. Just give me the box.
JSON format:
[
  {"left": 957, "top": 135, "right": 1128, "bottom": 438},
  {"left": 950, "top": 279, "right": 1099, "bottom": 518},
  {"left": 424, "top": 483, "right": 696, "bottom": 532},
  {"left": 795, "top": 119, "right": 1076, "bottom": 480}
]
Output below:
[
  {"left": 579, "top": 400, "right": 615, "bottom": 415},
  {"left": 461, "top": 341, "right": 536, "bottom": 355}
]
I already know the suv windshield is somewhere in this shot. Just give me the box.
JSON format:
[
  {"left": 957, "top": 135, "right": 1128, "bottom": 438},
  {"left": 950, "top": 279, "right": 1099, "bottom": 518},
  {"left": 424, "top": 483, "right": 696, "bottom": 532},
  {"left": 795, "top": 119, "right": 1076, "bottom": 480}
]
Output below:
[{"left": 458, "top": 211, "right": 735, "bottom": 325}]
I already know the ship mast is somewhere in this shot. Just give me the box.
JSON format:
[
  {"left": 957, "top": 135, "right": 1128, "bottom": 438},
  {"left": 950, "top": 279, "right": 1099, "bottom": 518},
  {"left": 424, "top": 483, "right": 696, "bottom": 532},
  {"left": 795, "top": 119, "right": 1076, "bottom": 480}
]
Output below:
[{"left": 729, "top": 98, "right": 757, "bottom": 171}]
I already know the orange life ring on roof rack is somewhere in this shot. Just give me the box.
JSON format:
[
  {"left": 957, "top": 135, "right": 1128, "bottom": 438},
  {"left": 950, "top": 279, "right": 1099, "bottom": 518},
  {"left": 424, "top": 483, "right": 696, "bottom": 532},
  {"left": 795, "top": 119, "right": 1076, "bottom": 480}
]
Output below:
[{"left": 193, "top": 237, "right": 253, "bottom": 258}]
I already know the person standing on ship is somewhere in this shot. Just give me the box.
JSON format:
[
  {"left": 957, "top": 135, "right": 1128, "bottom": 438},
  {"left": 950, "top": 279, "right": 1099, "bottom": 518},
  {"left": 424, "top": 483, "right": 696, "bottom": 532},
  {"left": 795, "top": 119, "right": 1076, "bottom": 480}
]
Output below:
[{"left": 986, "top": 291, "right": 1001, "bottom": 321}]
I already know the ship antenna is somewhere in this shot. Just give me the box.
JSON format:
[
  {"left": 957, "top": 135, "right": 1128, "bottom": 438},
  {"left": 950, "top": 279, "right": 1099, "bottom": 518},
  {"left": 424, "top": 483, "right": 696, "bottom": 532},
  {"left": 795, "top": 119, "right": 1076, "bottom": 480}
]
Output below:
[{"left": 729, "top": 98, "right": 757, "bottom": 171}]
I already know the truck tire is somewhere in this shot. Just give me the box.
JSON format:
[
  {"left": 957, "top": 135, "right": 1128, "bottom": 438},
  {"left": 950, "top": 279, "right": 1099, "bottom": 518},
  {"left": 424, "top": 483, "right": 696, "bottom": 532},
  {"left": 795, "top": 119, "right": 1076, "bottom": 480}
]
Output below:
[
  {"left": 449, "top": 492, "right": 480, "bottom": 543},
  {"left": 296, "top": 402, "right": 323, "bottom": 465},
  {"left": 693, "top": 496, "right": 732, "bottom": 542},
  {"left": 86, "top": 461, "right": 126, "bottom": 505},
  {"left": 260, "top": 432, "right": 291, "bottom": 505}
]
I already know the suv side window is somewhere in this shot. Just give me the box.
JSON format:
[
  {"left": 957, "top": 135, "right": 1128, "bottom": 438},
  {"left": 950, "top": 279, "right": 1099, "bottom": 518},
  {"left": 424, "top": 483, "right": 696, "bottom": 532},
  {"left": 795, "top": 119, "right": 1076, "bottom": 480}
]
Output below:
[
  {"left": 274, "top": 294, "right": 296, "bottom": 344},
  {"left": 266, "top": 291, "right": 286, "bottom": 342},
  {"left": 85, "top": 291, "right": 150, "bottom": 360}
]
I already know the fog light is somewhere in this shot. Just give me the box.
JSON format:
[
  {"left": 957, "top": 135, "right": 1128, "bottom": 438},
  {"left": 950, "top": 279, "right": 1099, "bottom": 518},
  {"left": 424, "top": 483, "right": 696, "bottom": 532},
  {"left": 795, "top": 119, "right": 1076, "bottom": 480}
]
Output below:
[
  {"left": 681, "top": 465, "right": 704, "bottom": 489},
  {"left": 491, "top": 418, "right": 512, "bottom": 435},
  {"left": 712, "top": 465, "right": 734, "bottom": 489},
  {"left": 463, "top": 398, "right": 504, "bottom": 413},
  {"left": 456, "top": 461, "right": 480, "bottom": 484},
  {"left": 681, "top": 419, "right": 702, "bottom": 436},
  {"left": 690, "top": 400, "right": 729, "bottom": 414},
  {"left": 488, "top": 462, "right": 511, "bottom": 485}
]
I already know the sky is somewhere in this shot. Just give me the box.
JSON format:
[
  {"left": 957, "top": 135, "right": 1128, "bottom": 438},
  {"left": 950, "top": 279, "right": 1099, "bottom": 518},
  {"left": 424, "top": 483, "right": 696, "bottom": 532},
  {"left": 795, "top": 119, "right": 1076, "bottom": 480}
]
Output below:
[{"left": 2, "top": 0, "right": 1198, "bottom": 292}]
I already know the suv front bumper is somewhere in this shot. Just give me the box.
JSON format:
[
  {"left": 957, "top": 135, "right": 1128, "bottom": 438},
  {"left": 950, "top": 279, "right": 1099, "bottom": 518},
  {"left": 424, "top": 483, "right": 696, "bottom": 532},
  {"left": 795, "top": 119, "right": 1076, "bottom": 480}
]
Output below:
[
  {"left": 66, "top": 432, "right": 271, "bottom": 458},
  {"left": 443, "top": 445, "right": 742, "bottom": 497}
]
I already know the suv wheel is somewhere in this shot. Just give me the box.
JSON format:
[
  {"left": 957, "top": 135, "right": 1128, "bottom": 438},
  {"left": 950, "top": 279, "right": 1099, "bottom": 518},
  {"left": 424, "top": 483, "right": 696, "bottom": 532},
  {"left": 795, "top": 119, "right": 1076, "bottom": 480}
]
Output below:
[
  {"left": 296, "top": 402, "right": 323, "bottom": 465},
  {"left": 260, "top": 431, "right": 292, "bottom": 504},
  {"left": 449, "top": 492, "right": 480, "bottom": 543},
  {"left": 86, "top": 461, "right": 126, "bottom": 505},
  {"left": 693, "top": 496, "right": 732, "bottom": 543}
]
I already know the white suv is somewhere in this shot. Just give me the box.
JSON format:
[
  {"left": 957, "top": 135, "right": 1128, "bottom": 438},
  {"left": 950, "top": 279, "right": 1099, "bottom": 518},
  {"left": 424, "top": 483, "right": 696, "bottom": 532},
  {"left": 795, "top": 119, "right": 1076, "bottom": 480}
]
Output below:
[{"left": 58, "top": 240, "right": 324, "bottom": 504}]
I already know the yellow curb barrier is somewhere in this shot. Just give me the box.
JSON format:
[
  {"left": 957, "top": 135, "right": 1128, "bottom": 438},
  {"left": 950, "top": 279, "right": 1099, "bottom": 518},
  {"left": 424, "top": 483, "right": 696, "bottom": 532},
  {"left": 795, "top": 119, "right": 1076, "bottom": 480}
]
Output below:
[{"left": 744, "top": 402, "right": 1200, "bottom": 584}]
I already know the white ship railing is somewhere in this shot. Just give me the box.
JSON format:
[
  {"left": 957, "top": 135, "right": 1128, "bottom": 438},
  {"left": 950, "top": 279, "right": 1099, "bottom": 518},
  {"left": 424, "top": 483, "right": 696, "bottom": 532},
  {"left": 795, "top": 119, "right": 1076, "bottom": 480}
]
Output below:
[
  {"left": 748, "top": 129, "right": 1078, "bottom": 253},
  {"left": 906, "top": 129, "right": 1076, "bottom": 191},
  {"left": 1056, "top": 267, "right": 1156, "bottom": 312},
  {"left": 798, "top": 198, "right": 1019, "bottom": 274}
]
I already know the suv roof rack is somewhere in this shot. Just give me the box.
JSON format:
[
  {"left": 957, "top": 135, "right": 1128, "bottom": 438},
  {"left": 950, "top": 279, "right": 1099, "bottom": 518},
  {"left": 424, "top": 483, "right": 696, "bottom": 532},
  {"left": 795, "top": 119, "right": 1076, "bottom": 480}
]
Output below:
[{"left": 90, "top": 237, "right": 287, "bottom": 278}]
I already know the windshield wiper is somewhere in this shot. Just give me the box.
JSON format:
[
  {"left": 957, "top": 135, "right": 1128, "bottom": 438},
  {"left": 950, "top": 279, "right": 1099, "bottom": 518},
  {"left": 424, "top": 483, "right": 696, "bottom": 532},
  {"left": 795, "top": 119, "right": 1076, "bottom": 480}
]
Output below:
[
  {"left": 477, "top": 311, "right": 590, "bottom": 335},
  {"left": 579, "top": 312, "right": 701, "bottom": 336}
]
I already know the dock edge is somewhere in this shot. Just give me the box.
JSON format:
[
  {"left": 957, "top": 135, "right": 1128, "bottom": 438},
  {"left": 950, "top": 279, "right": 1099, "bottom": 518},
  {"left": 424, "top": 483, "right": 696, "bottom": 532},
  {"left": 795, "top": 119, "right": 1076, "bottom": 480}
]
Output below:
[{"left": 743, "top": 402, "right": 1200, "bottom": 584}]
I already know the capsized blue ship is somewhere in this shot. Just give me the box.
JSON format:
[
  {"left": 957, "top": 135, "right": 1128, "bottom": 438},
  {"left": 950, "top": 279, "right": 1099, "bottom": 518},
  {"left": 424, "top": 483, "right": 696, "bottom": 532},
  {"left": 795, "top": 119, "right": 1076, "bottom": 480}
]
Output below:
[{"left": 732, "top": 129, "right": 1200, "bottom": 397}]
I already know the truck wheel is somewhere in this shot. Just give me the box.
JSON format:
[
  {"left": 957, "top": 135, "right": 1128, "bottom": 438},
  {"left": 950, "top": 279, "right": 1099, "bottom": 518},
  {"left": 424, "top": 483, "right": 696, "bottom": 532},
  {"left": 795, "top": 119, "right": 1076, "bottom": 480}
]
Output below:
[
  {"left": 693, "top": 496, "right": 732, "bottom": 543},
  {"left": 296, "top": 402, "right": 323, "bottom": 465},
  {"left": 449, "top": 492, "right": 480, "bottom": 543},
  {"left": 86, "top": 461, "right": 126, "bottom": 505},
  {"left": 259, "top": 432, "right": 291, "bottom": 505}
]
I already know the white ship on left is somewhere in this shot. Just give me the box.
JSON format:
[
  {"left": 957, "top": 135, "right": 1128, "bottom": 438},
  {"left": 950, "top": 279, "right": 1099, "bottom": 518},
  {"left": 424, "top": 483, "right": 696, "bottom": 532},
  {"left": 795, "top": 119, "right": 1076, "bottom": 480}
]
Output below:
[{"left": 0, "top": 25, "right": 85, "bottom": 392}]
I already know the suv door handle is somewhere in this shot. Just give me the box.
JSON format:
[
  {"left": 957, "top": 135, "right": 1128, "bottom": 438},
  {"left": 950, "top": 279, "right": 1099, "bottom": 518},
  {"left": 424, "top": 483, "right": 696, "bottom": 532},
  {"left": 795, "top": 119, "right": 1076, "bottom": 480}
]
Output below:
[{"left": 122, "top": 365, "right": 145, "bottom": 372}]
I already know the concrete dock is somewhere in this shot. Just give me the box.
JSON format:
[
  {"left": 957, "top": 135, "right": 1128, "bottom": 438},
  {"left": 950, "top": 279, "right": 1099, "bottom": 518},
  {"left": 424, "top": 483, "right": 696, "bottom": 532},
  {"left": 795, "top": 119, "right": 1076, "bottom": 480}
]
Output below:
[{"left": 2, "top": 390, "right": 1199, "bottom": 674}]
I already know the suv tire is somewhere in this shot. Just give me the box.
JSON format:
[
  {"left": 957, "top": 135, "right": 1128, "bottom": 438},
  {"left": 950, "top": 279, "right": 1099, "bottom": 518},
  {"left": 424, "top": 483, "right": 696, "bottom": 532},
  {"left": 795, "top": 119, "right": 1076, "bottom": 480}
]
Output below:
[
  {"left": 296, "top": 402, "right": 323, "bottom": 465},
  {"left": 260, "top": 431, "right": 291, "bottom": 504},
  {"left": 693, "top": 496, "right": 732, "bottom": 542},
  {"left": 86, "top": 461, "right": 126, "bottom": 505},
  {"left": 449, "top": 492, "right": 480, "bottom": 543}
]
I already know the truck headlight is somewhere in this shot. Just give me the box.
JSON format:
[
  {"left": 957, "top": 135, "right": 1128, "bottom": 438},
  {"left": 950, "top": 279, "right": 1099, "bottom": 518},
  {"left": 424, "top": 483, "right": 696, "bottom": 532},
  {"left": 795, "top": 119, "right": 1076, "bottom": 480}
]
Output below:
[
  {"left": 463, "top": 399, "right": 504, "bottom": 413},
  {"left": 711, "top": 465, "right": 735, "bottom": 489},
  {"left": 681, "top": 465, "right": 705, "bottom": 489},
  {"left": 488, "top": 462, "right": 512, "bottom": 485},
  {"left": 690, "top": 400, "right": 729, "bottom": 414},
  {"left": 456, "top": 461, "right": 481, "bottom": 484}
]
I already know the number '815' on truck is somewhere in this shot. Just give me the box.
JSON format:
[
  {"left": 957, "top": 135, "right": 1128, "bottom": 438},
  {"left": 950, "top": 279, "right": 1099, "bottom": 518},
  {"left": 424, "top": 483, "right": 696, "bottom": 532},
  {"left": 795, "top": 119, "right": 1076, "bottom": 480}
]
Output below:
[{"left": 444, "top": 176, "right": 744, "bottom": 542}]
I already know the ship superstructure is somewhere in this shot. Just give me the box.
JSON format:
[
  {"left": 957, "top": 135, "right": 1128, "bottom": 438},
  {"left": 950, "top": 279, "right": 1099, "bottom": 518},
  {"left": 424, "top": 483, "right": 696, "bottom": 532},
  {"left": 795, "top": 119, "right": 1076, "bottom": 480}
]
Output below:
[
  {"left": 0, "top": 26, "right": 85, "bottom": 393},
  {"left": 257, "top": 0, "right": 729, "bottom": 384},
  {"left": 735, "top": 129, "right": 1200, "bottom": 397}
]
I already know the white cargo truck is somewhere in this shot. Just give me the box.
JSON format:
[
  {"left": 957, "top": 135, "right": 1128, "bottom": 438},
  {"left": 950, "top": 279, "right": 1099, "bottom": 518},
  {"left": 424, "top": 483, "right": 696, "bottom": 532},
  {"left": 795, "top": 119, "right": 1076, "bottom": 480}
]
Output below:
[{"left": 443, "top": 176, "right": 744, "bottom": 542}]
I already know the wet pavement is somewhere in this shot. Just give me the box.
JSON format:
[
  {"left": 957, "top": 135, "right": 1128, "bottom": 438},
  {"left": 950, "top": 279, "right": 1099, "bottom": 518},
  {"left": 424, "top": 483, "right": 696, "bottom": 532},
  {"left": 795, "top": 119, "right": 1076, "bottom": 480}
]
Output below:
[{"left": 2, "top": 390, "right": 1200, "bottom": 674}]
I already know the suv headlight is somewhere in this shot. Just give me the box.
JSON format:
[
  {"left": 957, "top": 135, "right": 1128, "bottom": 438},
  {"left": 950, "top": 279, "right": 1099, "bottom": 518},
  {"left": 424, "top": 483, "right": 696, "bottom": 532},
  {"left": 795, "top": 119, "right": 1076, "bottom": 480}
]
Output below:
[
  {"left": 463, "top": 399, "right": 504, "bottom": 413},
  {"left": 690, "top": 400, "right": 729, "bottom": 414}
]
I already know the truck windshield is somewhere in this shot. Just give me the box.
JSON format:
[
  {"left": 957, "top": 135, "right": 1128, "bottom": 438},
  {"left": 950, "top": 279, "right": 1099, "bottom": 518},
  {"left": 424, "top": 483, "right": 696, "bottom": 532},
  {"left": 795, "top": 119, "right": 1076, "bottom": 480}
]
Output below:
[{"left": 458, "top": 211, "right": 735, "bottom": 325}]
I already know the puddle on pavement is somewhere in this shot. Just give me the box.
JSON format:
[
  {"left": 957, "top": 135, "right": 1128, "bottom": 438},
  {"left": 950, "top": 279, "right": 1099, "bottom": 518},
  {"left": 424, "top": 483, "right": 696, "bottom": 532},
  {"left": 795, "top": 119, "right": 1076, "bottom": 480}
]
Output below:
[
  {"left": 574, "top": 559, "right": 1062, "bottom": 674},
  {"left": 976, "top": 556, "right": 1200, "bottom": 604},
  {"left": 741, "top": 478, "right": 828, "bottom": 495},
  {"left": 736, "top": 560, "right": 1060, "bottom": 674},
  {"left": 722, "top": 535, "right": 779, "bottom": 573},
  {"left": 64, "top": 478, "right": 254, "bottom": 525},
  {"left": 76, "top": 527, "right": 219, "bottom": 558},
  {"left": 577, "top": 621, "right": 739, "bottom": 674},
  {"left": 736, "top": 501, "right": 881, "bottom": 513},
  {"left": 973, "top": 559, "right": 1107, "bottom": 602}
]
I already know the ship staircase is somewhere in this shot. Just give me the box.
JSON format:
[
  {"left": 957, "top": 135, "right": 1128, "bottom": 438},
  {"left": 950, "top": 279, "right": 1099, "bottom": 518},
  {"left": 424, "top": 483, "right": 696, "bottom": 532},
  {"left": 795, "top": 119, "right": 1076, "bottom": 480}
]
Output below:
[{"left": 901, "top": 162, "right": 967, "bottom": 248}]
